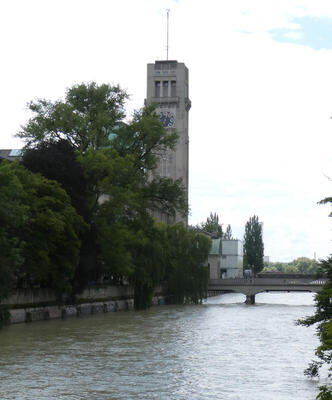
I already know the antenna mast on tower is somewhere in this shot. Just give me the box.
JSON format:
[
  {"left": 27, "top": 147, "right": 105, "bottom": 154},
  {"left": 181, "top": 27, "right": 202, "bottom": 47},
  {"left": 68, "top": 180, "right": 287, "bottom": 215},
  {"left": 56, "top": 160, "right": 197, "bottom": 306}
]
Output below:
[{"left": 166, "top": 9, "right": 170, "bottom": 60}]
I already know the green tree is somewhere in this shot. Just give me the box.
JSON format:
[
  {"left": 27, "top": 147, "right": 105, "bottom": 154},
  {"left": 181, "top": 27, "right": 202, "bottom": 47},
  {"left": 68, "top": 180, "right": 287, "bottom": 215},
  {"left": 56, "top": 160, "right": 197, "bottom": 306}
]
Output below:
[
  {"left": 18, "top": 83, "right": 187, "bottom": 222},
  {"left": 18, "top": 82, "right": 189, "bottom": 307},
  {"left": 124, "top": 220, "right": 211, "bottom": 309},
  {"left": 164, "top": 224, "right": 211, "bottom": 304},
  {"left": 128, "top": 220, "right": 167, "bottom": 310},
  {"left": 20, "top": 139, "right": 135, "bottom": 289},
  {"left": 15, "top": 163, "right": 85, "bottom": 295},
  {"left": 110, "top": 105, "right": 188, "bottom": 219},
  {"left": 298, "top": 257, "right": 332, "bottom": 398},
  {"left": 112, "top": 106, "right": 178, "bottom": 172},
  {"left": 18, "top": 83, "right": 131, "bottom": 289},
  {"left": 21, "top": 140, "right": 89, "bottom": 219},
  {"left": 223, "top": 224, "right": 233, "bottom": 240},
  {"left": 297, "top": 197, "right": 332, "bottom": 399},
  {"left": 0, "top": 161, "right": 26, "bottom": 302},
  {"left": 199, "top": 212, "right": 223, "bottom": 238},
  {"left": 18, "top": 82, "right": 128, "bottom": 151},
  {"left": 243, "top": 215, "right": 264, "bottom": 275},
  {"left": 0, "top": 161, "right": 84, "bottom": 297}
]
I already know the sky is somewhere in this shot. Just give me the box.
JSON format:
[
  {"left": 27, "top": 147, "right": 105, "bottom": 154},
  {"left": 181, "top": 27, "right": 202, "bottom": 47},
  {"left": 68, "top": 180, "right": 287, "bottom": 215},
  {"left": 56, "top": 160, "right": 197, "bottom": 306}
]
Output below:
[{"left": 0, "top": 0, "right": 331, "bottom": 262}]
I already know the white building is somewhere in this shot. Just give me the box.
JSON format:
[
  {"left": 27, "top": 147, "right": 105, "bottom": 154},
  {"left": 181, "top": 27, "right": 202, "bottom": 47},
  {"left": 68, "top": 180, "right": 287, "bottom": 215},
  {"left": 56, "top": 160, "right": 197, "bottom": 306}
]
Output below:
[
  {"left": 207, "top": 238, "right": 243, "bottom": 279},
  {"left": 221, "top": 240, "right": 243, "bottom": 278}
]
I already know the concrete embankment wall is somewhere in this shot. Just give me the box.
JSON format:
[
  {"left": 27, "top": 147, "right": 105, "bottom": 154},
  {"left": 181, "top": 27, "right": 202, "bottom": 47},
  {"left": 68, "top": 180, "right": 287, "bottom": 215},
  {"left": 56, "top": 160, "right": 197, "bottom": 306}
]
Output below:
[{"left": 0, "top": 286, "right": 166, "bottom": 325}]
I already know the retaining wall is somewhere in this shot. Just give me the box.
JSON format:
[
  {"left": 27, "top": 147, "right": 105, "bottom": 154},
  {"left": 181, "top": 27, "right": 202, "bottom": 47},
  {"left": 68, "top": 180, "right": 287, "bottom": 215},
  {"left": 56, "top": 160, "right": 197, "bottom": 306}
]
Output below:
[{"left": 1, "top": 286, "right": 166, "bottom": 325}]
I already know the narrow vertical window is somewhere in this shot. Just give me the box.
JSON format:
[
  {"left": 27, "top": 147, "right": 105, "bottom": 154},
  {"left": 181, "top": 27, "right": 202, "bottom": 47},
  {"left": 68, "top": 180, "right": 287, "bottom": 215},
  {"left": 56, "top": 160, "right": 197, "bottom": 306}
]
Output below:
[
  {"left": 171, "top": 80, "right": 176, "bottom": 97},
  {"left": 162, "top": 81, "right": 169, "bottom": 97},
  {"left": 155, "top": 81, "right": 161, "bottom": 97},
  {"left": 161, "top": 154, "right": 167, "bottom": 176}
]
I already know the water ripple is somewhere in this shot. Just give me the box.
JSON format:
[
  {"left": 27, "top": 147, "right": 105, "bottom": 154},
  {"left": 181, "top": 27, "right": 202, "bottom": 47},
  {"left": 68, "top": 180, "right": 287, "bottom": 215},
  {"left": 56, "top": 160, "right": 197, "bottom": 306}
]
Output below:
[{"left": 0, "top": 292, "right": 319, "bottom": 400}]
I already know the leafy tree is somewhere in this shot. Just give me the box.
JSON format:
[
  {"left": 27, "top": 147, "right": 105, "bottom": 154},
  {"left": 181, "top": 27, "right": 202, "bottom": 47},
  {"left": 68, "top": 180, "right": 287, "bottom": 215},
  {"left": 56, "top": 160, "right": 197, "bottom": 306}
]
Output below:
[
  {"left": 0, "top": 161, "right": 84, "bottom": 297},
  {"left": 109, "top": 106, "right": 188, "bottom": 219},
  {"left": 21, "top": 140, "right": 89, "bottom": 219},
  {"left": 243, "top": 215, "right": 264, "bottom": 275},
  {"left": 19, "top": 83, "right": 188, "bottom": 222},
  {"left": 297, "top": 197, "right": 332, "bottom": 398},
  {"left": 223, "top": 224, "right": 233, "bottom": 240},
  {"left": 75, "top": 144, "right": 187, "bottom": 290},
  {"left": 0, "top": 161, "right": 26, "bottom": 301},
  {"left": 124, "top": 220, "right": 211, "bottom": 309},
  {"left": 18, "top": 82, "right": 128, "bottom": 151},
  {"left": 15, "top": 163, "right": 85, "bottom": 294},
  {"left": 20, "top": 140, "right": 135, "bottom": 289},
  {"left": 112, "top": 106, "right": 178, "bottom": 172},
  {"left": 164, "top": 224, "right": 211, "bottom": 304},
  {"left": 128, "top": 219, "right": 167, "bottom": 310},
  {"left": 199, "top": 212, "right": 223, "bottom": 238},
  {"left": 76, "top": 147, "right": 140, "bottom": 287},
  {"left": 18, "top": 82, "right": 189, "bottom": 307},
  {"left": 298, "top": 257, "right": 332, "bottom": 398}
]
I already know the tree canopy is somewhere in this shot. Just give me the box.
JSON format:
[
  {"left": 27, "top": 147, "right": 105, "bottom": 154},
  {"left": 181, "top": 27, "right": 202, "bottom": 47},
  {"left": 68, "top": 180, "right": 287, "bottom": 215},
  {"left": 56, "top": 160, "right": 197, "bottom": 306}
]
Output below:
[
  {"left": 18, "top": 83, "right": 128, "bottom": 151},
  {"left": 199, "top": 212, "right": 223, "bottom": 238},
  {"left": 223, "top": 224, "right": 233, "bottom": 240},
  {"left": 0, "top": 161, "right": 26, "bottom": 301},
  {"left": 164, "top": 224, "right": 211, "bottom": 304},
  {"left": 243, "top": 215, "right": 264, "bottom": 274},
  {"left": 8, "top": 82, "right": 206, "bottom": 310},
  {"left": 297, "top": 197, "right": 332, "bottom": 399},
  {"left": 0, "top": 160, "right": 84, "bottom": 299}
]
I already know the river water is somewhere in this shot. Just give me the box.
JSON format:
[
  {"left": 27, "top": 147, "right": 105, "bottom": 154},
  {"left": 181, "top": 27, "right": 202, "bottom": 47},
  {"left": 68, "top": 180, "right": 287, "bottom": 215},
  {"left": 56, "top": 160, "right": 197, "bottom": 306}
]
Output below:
[{"left": 0, "top": 292, "right": 321, "bottom": 400}]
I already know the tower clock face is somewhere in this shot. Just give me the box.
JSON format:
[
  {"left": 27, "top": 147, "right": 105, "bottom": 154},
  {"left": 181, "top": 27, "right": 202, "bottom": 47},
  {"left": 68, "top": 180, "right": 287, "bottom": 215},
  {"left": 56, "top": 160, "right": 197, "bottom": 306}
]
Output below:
[{"left": 160, "top": 111, "right": 175, "bottom": 128}]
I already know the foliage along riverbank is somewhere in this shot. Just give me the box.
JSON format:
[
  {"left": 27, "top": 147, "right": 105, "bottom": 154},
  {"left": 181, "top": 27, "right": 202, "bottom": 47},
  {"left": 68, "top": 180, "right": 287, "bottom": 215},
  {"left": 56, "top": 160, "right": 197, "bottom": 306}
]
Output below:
[
  {"left": 0, "top": 82, "right": 211, "bottom": 320},
  {"left": 297, "top": 196, "right": 332, "bottom": 399}
]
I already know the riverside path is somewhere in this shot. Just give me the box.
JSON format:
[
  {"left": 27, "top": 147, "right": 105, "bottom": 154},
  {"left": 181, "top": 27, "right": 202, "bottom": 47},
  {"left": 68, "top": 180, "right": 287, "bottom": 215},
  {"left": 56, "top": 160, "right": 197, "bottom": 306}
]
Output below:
[{"left": 208, "top": 276, "right": 327, "bottom": 304}]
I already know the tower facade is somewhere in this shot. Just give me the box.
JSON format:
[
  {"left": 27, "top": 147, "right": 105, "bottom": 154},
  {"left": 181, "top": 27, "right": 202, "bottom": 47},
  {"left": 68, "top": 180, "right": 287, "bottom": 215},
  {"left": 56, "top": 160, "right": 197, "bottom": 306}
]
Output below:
[{"left": 146, "top": 60, "right": 191, "bottom": 225}]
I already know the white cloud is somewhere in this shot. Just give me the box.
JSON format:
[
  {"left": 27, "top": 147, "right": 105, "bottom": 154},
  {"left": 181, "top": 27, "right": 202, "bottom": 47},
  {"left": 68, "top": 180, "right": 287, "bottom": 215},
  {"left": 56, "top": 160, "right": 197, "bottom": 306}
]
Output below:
[{"left": 284, "top": 31, "right": 303, "bottom": 39}]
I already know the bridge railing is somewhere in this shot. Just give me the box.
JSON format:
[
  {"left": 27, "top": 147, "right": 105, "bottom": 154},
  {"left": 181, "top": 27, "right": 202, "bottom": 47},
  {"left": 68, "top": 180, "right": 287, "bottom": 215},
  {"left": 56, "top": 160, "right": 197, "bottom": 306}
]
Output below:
[{"left": 209, "top": 278, "right": 327, "bottom": 286}]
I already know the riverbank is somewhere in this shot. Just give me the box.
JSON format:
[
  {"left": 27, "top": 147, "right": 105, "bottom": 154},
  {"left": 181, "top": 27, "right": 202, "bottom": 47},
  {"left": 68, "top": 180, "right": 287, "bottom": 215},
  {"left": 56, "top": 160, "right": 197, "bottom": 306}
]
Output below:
[{"left": 0, "top": 285, "right": 167, "bottom": 325}]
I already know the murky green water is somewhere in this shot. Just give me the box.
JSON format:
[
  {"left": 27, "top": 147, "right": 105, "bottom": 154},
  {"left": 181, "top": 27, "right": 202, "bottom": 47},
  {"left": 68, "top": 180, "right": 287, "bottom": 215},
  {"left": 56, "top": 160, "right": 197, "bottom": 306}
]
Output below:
[{"left": 0, "top": 292, "right": 321, "bottom": 399}]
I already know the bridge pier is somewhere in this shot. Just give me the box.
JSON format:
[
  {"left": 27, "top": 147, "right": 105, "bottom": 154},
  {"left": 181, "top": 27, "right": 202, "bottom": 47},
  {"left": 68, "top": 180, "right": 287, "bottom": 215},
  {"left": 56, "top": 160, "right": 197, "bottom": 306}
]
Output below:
[{"left": 245, "top": 294, "right": 255, "bottom": 305}]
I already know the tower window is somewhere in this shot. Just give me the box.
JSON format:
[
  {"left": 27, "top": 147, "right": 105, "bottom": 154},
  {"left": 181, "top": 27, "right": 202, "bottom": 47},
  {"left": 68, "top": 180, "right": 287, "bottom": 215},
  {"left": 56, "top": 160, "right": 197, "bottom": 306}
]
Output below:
[
  {"left": 162, "top": 81, "right": 169, "bottom": 97},
  {"left": 155, "top": 81, "right": 161, "bottom": 97},
  {"left": 161, "top": 154, "right": 167, "bottom": 176},
  {"left": 171, "top": 81, "right": 176, "bottom": 97}
]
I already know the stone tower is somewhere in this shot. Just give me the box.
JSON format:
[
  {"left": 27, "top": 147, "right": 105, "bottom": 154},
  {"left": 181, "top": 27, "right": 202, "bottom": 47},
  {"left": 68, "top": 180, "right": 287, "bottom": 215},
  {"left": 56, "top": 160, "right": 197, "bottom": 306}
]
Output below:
[{"left": 146, "top": 60, "right": 191, "bottom": 226}]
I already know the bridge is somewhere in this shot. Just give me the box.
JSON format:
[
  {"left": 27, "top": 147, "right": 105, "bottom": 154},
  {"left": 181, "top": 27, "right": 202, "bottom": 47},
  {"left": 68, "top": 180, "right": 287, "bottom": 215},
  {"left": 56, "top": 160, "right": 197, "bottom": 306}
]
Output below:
[{"left": 208, "top": 276, "right": 327, "bottom": 304}]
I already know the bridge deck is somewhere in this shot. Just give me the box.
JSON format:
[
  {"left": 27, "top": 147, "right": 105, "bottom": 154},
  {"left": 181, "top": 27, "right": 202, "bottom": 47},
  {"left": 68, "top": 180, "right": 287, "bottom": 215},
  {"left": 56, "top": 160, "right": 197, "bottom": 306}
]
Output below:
[{"left": 208, "top": 277, "right": 326, "bottom": 296}]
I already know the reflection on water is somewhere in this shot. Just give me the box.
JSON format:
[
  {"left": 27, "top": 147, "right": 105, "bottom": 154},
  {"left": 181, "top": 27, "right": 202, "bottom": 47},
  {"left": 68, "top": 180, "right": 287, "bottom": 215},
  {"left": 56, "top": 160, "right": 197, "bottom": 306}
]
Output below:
[{"left": 0, "top": 292, "right": 319, "bottom": 400}]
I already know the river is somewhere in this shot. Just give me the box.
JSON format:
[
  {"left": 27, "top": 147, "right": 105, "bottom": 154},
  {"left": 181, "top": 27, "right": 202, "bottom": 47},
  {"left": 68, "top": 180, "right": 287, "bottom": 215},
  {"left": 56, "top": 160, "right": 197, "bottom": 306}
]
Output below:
[{"left": 0, "top": 292, "right": 321, "bottom": 399}]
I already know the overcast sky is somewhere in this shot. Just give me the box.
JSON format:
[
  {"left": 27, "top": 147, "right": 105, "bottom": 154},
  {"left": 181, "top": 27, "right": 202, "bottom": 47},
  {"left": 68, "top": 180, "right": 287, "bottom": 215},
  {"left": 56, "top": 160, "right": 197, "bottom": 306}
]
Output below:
[{"left": 1, "top": 0, "right": 331, "bottom": 262}]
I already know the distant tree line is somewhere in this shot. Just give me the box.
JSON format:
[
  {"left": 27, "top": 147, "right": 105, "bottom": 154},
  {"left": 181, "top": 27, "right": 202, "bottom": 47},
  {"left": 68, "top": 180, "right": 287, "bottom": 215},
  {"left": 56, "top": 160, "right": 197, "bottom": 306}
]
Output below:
[
  {"left": 263, "top": 257, "right": 320, "bottom": 275},
  {"left": 0, "top": 83, "right": 211, "bottom": 317}
]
